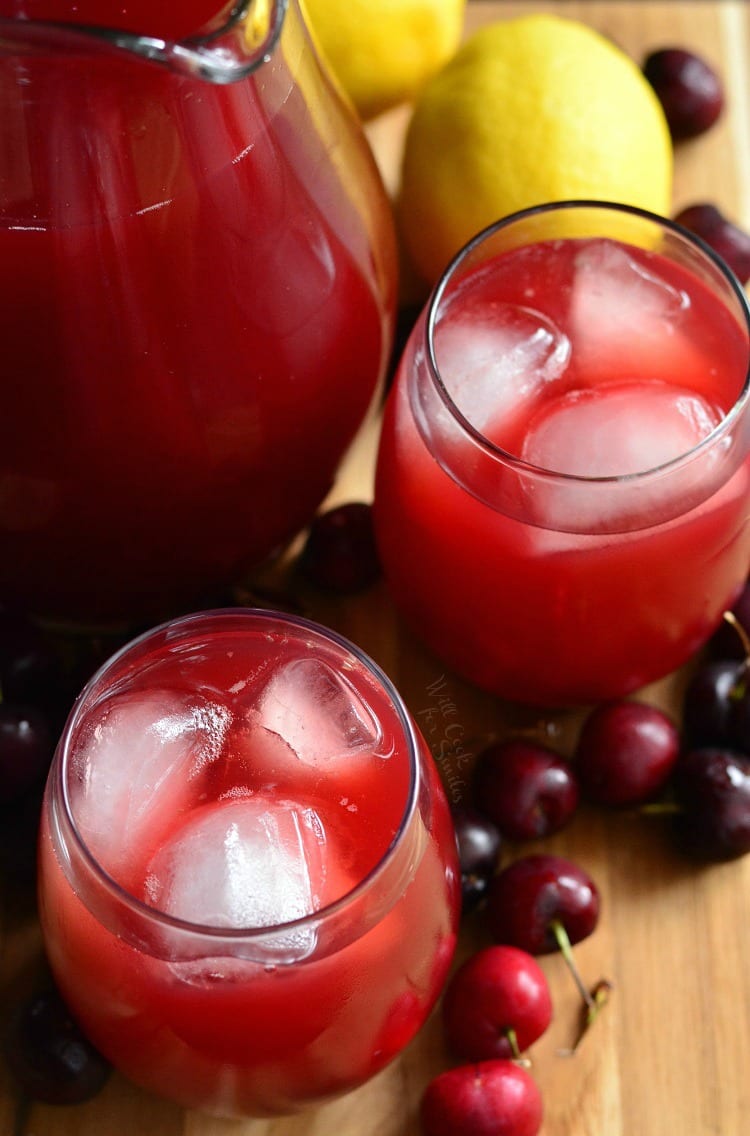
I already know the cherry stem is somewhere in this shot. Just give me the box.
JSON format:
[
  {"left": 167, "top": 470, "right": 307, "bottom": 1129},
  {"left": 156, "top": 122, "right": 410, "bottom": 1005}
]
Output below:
[
  {"left": 550, "top": 920, "right": 613, "bottom": 1056},
  {"left": 549, "top": 919, "right": 592, "bottom": 1008},
  {"left": 640, "top": 800, "right": 682, "bottom": 817},
  {"left": 505, "top": 1026, "right": 521, "bottom": 1060},
  {"left": 724, "top": 610, "right": 750, "bottom": 659},
  {"left": 568, "top": 979, "right": 613, "bottom": 1055},
  {"left": 504, "top": 1027, "right": 531, "bottom": 1068}
]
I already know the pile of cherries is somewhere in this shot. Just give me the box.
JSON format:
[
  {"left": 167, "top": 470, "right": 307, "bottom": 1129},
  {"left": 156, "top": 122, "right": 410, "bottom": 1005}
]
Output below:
[
  {"left": 4, "top": 463, "right": 750, "bottom": 1132},
  {"left": 0, "top": 607, "right": 117, "bottom": 1106},
  {"left": 643, "top": 47, "right": 725, "bottom": 141},
  {"left": 419, "top": 48, "right": 750, "bottom": 1136},
  {"left": 297, "top": 505, "right": 750, "bottom": 1135},
  {"left": 0, "top": 607, "right": 64, "bottom": 810},
  {"left": 428, "top": 577, "right": 750, "bottom": 1136},
  {"left": 0, "top": 606, "right": 125, "bottom": 876},
  {"left": 639, "top": 46, "right": 750, "bottom": 286}
]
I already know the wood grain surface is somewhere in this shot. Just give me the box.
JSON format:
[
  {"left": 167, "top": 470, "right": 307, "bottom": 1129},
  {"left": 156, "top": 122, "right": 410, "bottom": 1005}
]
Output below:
[{"left": 2, "top": 3, "right": 750, "bottom": 1135}]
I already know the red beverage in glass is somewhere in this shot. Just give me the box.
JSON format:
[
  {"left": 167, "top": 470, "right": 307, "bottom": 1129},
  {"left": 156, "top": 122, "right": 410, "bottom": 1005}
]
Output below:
[
  {"left": 374, "top": 203, "right": 750, "bottom": 706},
  {"left": 0, "top": 2, "right": 396, "bottom": 623},
  {"left": 38, "top": 609, "right": 459, "bottom": 1116}
]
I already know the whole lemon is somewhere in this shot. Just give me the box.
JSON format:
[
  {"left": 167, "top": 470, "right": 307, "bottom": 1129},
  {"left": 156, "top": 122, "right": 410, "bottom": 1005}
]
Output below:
[
  {"left": 399, "top": 14, "right": 674, "bottom": 285},
  {"left": 302, "top": 0, "right": 466, "bottom": 121}
]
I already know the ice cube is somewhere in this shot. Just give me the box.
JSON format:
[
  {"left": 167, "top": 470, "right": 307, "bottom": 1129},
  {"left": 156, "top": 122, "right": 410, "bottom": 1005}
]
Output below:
[
  {"left": 71, "top": 690, "right": 231, "bottom": 881},
  {"left": 433, "top": 302, "right": 571, "bottom": 439},
  {"left": 145, "top": 796, "right": 331, "bottom": 961},
  {"left": 523, "top": 381, "right": 719, "bottom": 477},
  {"left": 521, "top": 380, "right": 723, "bottom": 530},
  {"left": 256, "top": 658, "right": 382, "bottom": 767},
  {"left": 569, "top": 239, "right": 693, "bottom": 382}
]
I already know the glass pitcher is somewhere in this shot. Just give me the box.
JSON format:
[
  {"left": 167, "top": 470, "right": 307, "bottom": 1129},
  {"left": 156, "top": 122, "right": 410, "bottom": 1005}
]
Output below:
[{"left": 0, "top": 0, "right": 397, "bottom": 625}]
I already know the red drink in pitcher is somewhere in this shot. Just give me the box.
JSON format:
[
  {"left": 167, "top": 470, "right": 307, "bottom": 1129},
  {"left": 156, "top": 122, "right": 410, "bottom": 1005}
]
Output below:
[
  {"left": 374, "top": 203, "right": 750, "bottom": 706},
  {"left": 0, "top": 1, "right": 396, "bottom": 623},
  {"left": 38, "top": 609, "right": 459, "bottom": 1116},
  {"left": 0, "top": 0, "right": 237, "bottom": 38},
  {"left": 0, "top": 0, "right": 237, "bottom": 37}
]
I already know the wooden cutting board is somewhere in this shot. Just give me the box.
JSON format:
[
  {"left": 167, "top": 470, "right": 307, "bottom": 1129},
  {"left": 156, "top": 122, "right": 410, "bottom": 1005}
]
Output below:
[{"left": 2, "top": 3, "right": 749, "bottom": 1135}]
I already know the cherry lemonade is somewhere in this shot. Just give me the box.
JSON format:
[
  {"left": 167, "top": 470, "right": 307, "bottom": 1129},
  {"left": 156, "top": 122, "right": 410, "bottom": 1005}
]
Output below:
[
  {"left": 0, "top": 0, "right": 240, "bottom": 38},
  {"left": 0, "top": 3, "right": 395, "bottom": 622},
  {"left": 38, "top": 610, "right": 459, "bottom": 1116},
  {"left": 374, "top": 205, "right": 750, "bottom": 705}
]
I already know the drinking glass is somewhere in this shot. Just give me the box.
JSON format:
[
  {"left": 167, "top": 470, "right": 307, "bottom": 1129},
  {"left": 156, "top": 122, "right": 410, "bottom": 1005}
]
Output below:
[
  {"left": 38, "top": 608, "right": 459, "bottom": 1116},
  {"left": 374, "top": 201, "right": 750, "bottom": 706}
]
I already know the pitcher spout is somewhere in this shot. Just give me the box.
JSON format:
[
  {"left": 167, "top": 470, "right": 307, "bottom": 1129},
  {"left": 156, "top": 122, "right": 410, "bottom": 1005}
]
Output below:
[{"left": 0, "top": 0, "right": 287, "bottom": 82}]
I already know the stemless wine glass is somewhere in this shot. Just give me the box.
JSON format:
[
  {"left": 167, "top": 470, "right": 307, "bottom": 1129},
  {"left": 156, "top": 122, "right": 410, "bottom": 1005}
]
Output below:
[
  {"left": 374, "top": 201, "right": 750, "bottom": 706},
  {"left": 38, "top": 609, "right": 459, "bottom": 1117}
]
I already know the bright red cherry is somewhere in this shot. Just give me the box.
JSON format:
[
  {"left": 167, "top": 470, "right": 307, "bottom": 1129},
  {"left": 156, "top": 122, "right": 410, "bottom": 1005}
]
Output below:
[
  {"left": 442, "top": 945, "right": 552, "bottom": 1062},
  {"left": 472, "top": 739, "right": 579, "bottom": 840},
  {"left": 574, "top": 700, "right": 680, "bottom": 807},
  {"left": 420, "top": 1059, "right": 543, "bottom": 1136}
]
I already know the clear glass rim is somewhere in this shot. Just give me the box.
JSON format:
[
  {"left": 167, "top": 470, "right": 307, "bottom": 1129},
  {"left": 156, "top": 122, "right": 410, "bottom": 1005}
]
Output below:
[
  {"left": 54, "top": 606, "right": 421, "bottom": 943},
  {"left": 425, "top": 199, "right": 750, "bottom": 487},
  {"left": 0, "top": 0, "right": 289, "bottom": 81}
]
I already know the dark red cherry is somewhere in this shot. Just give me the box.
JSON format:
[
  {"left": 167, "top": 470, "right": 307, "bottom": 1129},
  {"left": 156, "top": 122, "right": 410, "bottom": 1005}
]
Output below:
[
  {"left": 484, "top": 853, "right": 599, "bottom": 956},
  {"left": 451, "top": 805, "right": 502, "bottom": 913},
  {"left": 683, "top": 659, "right": 745, "bottom": 749},
  {"left": 0, "top": 605, "right": 62, "bottom": 707},
  {"left": 672, "top": 748, "right": 750, "bottom": 861},
  {"left": 471, "top": 740, "right": 579, "bottom": 840},
  {"left": 643, "top": 48, "right": 724, "bottom": 139},
  {"left": 708, "top": 584, "right": 750, "bottom": 659},
  {"left": 574, "top": 700, "right": 680, "bottom": 807},
  {"left": 674, "top": 204, "right": 750, "bottom": 285},
  {"left": 0, "top": 703, "right": 54, "bottom": 803},
  {"left": 299, "top": 502, "right": 381, "bottom": 593},
  {"left": 5, "top": 988, "right": 111, "bottom": 1105}
]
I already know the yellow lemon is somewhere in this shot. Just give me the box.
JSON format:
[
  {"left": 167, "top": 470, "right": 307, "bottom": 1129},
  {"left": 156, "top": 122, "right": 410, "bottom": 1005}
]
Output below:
[
  {"left": 399, "top": 14, "right": 673, "bottom": 285},
  {"left": 302, "top": 0, "right": 466, "bottom": 121}
]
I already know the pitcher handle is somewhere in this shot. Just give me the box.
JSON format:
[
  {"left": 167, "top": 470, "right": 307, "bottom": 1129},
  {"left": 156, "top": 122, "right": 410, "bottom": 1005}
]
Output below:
[
  {"left": 0, "top": 0, "right": 288, "bottom": 83},
  {"left": 153, "top": 0, "right": 288, "bottom": 82}
]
